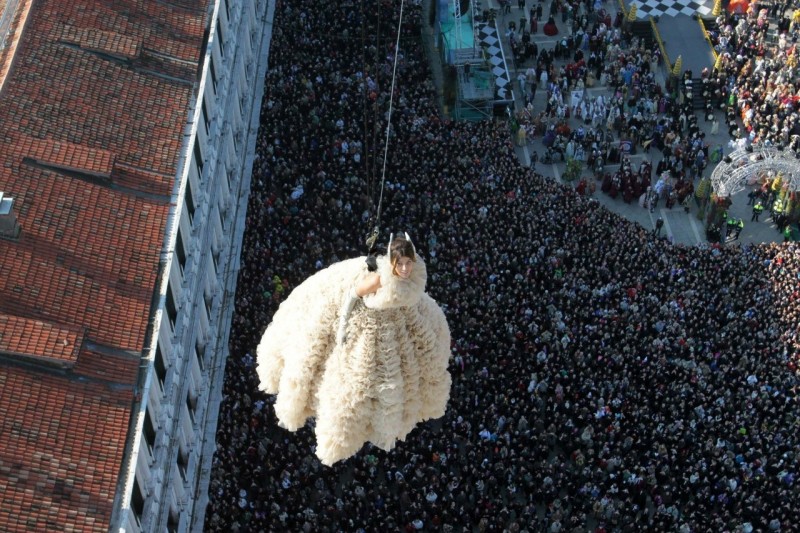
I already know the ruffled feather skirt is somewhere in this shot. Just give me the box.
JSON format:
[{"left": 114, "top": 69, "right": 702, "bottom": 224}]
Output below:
[{"left": 256, "top": 258, "right": 451, "bottom": 465}]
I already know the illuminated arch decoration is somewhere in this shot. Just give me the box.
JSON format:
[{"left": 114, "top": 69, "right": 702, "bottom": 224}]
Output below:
[{"left": 710, "top": 145, "right": 800, "bottom": 198}]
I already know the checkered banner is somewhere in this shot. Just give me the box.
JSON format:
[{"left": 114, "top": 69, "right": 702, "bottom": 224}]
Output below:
[
  {"left": 476, "top": 24, "right": 512, "bottom": 95},
  {"left": 631, "top": 0, "right": 712, "bottom": 18}
]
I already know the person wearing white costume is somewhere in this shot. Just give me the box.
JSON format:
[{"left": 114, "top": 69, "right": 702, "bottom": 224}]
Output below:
[{"left": 256, "top": 233, "right": 452, "bottom": 465}]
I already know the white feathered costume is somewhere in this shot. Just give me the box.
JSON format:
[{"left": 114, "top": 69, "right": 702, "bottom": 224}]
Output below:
[{"left": 256, "top": 254, "right": 452, "bottom": 465}]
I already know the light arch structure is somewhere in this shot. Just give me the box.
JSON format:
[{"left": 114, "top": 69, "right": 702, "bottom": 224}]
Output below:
[{"left": 710, "top": 145, "right": 800, "bottom": 198}]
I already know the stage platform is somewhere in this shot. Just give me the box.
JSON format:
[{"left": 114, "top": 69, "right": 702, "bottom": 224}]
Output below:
[
  {"left": 438, "top": 10, "right": 514, "bottom": 108},
  {"left": 458, "top": 67, "right": 494, "bottom": 100}
]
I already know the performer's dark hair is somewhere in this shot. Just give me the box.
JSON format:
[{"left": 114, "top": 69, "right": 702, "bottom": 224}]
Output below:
[{"left": 389, "top": 237, "right": 416, "bottom": 265}]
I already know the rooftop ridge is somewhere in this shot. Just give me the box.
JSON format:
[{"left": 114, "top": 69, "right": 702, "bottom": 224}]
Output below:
[
  {"left": 141, "top": 46, "right": 198, "bottom": 66},
  {"left": 18, "top": 136, "right": 115, "bottom": 179},
  {"left": 60, "top": 24, "right": 140, "bottom": 61},
  {"left": 0, "top": 313, "right": 83, "bottom": 368},
  {"left": 81, "top": 340, "right": 142, "bottom": 361},
  {"left": 22, "top": 157, "right": 172, "bottom": 203},
  {"left": 59, "top": 41, "right": 195, "bottom": 86},
  {"left": 153, "top": 0, "right": 208, "bottom": 13},
  {"left": 110, "top": 162, "right": 175, "bottom": 198},
  {"left": 112, "top": 161, "right": 174, "bottom": 180}
]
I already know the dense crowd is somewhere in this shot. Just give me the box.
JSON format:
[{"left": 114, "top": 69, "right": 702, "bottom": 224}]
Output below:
[
  {"left": 205, "top": 1, "right": 800, "bottom": 531},
  {"left": 706, "top": 4, "right": 800, "bottom": 147}
]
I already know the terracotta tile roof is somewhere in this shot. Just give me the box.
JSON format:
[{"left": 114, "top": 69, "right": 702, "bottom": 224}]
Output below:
[
  {"left": 0, "top": 174, "right": 167, "bottom": 350},
  {"left": 141, "top": 1, "right": 208, "bottom": 62},
  {"left": 0, "top": 0, "right": 210, "bottom": 530},
  {"left": 0, "top": 365, "right": 133, "bottom": 533},
  {"left": 0, "top": 314, "right": 83, "bottom": 367}
]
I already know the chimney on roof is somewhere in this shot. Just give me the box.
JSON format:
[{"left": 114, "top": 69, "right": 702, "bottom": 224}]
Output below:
[{"left": 0, "top": 192, "right": 21, "bottom": 240}]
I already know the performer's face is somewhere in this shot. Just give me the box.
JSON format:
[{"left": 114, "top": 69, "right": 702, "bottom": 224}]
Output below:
[{"left": 394, "top": 256, "right": 414, "bottom": 279}]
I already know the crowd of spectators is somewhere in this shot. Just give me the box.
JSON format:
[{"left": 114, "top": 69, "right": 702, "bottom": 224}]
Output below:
[
  {"left": 205, "top": 0, "right": 800, "bottom": 531},
  {"left": 706, "top": 4, "right": 800, "bottom": 148},
  {"left": 510, "top": 2, "right": 716, "bottom": 215}
]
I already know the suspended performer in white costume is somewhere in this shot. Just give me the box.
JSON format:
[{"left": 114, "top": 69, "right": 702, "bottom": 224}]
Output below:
[{"left": 256, "top": 233, "right": 452, "bottom": 466}]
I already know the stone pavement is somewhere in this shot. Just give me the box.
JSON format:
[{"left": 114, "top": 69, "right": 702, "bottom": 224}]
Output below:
[{"left": 480, "top": 0, "right": 785, "bottom": 247}]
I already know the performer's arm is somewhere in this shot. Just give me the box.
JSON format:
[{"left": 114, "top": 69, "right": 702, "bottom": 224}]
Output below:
[
  {"left": 355, "top": 273, "right": 381, "bottom": 297},
  {"left": 337, "top": 273, "right": 381, "bottom": 345}
]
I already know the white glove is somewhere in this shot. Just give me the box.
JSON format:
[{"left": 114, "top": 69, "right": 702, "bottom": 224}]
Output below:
[{"left": 336, "top": 288, "right": 360, "bottom": 345}]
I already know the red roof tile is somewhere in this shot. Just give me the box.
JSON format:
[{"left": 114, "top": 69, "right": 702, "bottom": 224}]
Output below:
[
  {"left": 0, "top": 0, "right": 210, "bottom": 530},
  {"left": 0, "top": 314, "right": 82, "bottom": 366}
]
